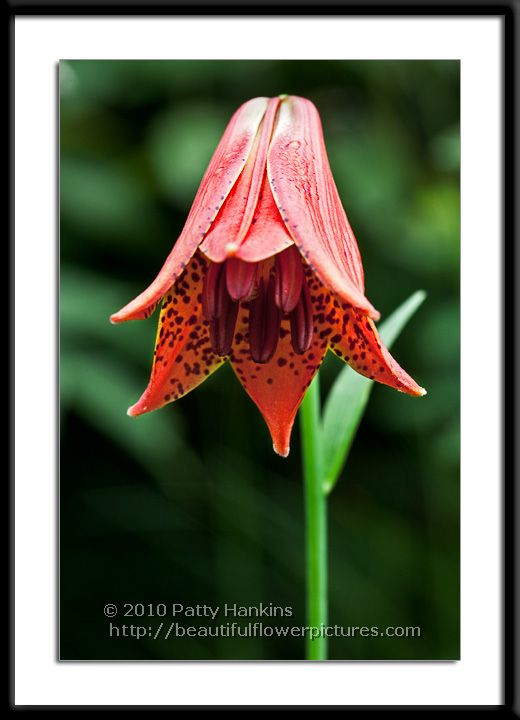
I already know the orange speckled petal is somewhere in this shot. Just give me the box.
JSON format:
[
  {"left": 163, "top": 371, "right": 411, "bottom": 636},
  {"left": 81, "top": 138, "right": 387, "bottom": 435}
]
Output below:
[
  {"left": 229, "top": 306, "right": 328, "bottom": 457},
  {"left": 330, "top": 304, "right": 426, "bottom": 396},
  {"left": 128, "top": 255, "right": 225, "bottom": 416},
  {"left": 111, "top": 96, "right": 269, "bottom": 324},
  {"left": 267, "top": 95, "right": 380, "bottom": 320}
]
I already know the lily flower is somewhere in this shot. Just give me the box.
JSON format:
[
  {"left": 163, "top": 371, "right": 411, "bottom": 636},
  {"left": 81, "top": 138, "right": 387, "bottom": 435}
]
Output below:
[{"left": 111, "top": 95, "right": 425, "bottom": 457}]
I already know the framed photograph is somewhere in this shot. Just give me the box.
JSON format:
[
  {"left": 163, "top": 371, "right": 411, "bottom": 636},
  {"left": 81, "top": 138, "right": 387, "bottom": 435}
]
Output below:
[{"left": 12, "top": 1, "right": 514, "bottom": 711}]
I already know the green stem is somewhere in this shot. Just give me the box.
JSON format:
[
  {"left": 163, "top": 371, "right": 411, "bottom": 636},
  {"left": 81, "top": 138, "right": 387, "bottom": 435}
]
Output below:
[{"left": 299, "top": 374, "right": 328, "bottom": 660}]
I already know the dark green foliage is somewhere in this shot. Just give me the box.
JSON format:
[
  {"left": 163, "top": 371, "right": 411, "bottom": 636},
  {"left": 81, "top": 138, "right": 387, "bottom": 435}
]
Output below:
[{"left": 60, "top": 60, "right": 459, "bottom": 660}]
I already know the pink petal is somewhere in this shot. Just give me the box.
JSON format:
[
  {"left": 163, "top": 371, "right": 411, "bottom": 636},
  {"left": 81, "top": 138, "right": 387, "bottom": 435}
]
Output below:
[
  {"left": 200, "top": 97, "right": 293, "bottom": 264},
  {"left": 233, "top": 173, "right": 294, "bottom": 263},
  {"left": 111, "top": 97, "right": 269, "bottom": 323},
  {"left": 267, "top": 96, "right": 380, "bottom": 320}
]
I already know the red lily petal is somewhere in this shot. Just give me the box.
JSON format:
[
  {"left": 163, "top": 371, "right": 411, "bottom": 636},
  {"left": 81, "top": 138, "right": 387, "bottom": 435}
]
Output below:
[
  {"left": 128, "top": 255, "right": 225, "bottom": 415},
  {"left": 267, "top": 96, "right": 380, "bottom": 320},
  {"left": 111, "top": 97, "right": 269, "bottom": 324},
  {"left": 234, "top": 173, "right": 294, "bottom": 263},
  {"left": 199, "top": 129, "right": 261, "bottom": 262},
  {"left": 229, "top": 307, "right": 328, "bottom": 457},
  {"left": 200, "top": 97, "right": 293, "bottom": 263},
  {"left": 330, "top": 304, "right": 426, "bottom": 397}
]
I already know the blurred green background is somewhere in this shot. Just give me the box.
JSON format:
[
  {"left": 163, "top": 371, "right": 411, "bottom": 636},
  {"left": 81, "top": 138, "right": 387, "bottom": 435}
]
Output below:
[{"left": 60, "top": 60, "right": 459, "bottom": 660}]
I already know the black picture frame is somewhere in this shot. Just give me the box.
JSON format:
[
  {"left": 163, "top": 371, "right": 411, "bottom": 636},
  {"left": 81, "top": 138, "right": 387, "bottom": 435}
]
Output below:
[{"left": 9, "top": 0, "right": 516, "bottom": 713}]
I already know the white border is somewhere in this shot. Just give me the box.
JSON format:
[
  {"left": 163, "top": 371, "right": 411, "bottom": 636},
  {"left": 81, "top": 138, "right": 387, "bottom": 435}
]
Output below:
[{"left": 15, "top": 17, "right": 502, "bottom": 706}]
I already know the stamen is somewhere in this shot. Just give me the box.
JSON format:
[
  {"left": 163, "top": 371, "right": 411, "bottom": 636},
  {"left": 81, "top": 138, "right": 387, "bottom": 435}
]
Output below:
[
  {"left": 209, "top": 300, "right": 239, "bottom": 356},
  {"left": 226, "top": 257, "right": 257, "bottom": 301},
  {"left": 289, "top": 281, "right": 313, "bottom": 354},
  {"left": 274, "top": 246, "right": 304, "bottom": 313},
  {"left": 249, "top": 276, "right": 281, "bottom": 363},
  {"left": 202, "top": 261, "right": 239, "bottom": 355},
  {"left": 202, "top": 261, "right": 226, "bottom": 321}
]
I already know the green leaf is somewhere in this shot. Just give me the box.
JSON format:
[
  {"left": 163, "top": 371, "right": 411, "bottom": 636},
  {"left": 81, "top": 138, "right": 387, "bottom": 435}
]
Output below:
[{"left": 322, "top": 290, "right": 426, "bottom": 494}]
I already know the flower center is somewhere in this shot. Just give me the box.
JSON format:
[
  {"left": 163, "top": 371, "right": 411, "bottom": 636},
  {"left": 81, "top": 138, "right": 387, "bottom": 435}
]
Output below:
[{"left": 201, "top": 247, "right": 313, "bottom": 361}]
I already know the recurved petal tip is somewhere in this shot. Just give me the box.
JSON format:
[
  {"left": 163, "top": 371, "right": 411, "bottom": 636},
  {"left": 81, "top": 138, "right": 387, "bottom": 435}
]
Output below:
[
  {"left": 329, "top": 310, "right": 425, "bottom": 398},
  {"left": 389, "top": 372, "right": 426, "bottom": 398},
  {"left": 273, "top": 441, "right": 290, "bottom": 458},
  {"left": 265, "top": 413, "right": 294, "bottom": 458},
  {"left": 110, "top": 311, "right": 125, "bottom": 324},
  {"left": 395, "top": 382, "right": 427, "bottom": 398},
  {"left": 110, "top": 303, "right": 146, "bottom": 323},
  {"left": 394, "top": 372, "right": 426, "bottom": 398},
  {"left": 127, "top": 393, "right": 149, "bottom": 417},
  {"left": 109, "top": 294, "right": 161, "bottom": 324}
]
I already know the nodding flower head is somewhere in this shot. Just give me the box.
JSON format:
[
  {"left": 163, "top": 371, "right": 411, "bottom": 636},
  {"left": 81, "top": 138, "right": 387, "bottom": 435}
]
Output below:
[{"left": 111, "top": 96, "right": 425, "bottom": 457}]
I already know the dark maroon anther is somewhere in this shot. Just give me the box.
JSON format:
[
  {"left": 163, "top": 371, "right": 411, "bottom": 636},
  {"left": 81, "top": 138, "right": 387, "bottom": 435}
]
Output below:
[
  {"left": 225, "top": 257, "right": 257, "bottom": 301},
  {"left": 289, "top": 280, "right": 313, "bottom": 354},
  {"left": 249, "top": 276, "right": 281, "bottom": 363},
  {"left": 202, "top": 261, "right": 239, "bottom": 354},
  {"left": 209, "top": 299, "right": 239, "bottom": 356},
  {"left": 274, "top": 246, "right": 304, "bottom": 313},
  {"left": 202, "top": 261, "right": 226, "bottom": 321}
]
